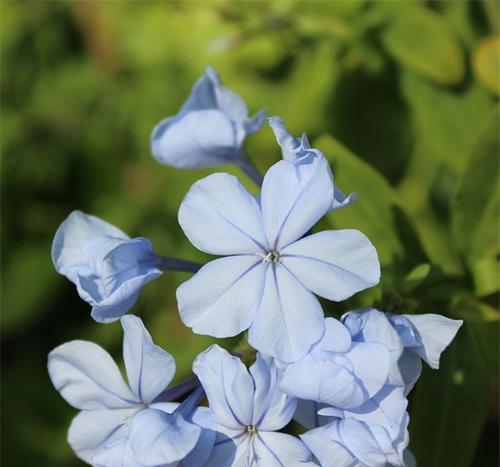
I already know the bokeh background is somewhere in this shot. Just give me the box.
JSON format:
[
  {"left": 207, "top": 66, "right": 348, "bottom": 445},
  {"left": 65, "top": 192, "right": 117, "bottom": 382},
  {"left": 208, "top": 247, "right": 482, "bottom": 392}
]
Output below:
[{"left": 1, "top": 1, "right": 499, "bottom": 466}]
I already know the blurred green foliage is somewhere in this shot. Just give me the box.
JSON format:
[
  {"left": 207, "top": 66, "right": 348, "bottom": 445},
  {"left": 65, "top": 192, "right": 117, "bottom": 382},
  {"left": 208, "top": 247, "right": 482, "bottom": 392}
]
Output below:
[{"left": 1, "top": 1, "right": 498, "bottom": 466}]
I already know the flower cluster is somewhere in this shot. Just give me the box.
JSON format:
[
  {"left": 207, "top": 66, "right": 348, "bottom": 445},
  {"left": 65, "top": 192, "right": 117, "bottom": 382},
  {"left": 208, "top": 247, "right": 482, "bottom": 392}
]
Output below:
[{"left": 49, "top": 66, "right": 462, "bottom": 466}]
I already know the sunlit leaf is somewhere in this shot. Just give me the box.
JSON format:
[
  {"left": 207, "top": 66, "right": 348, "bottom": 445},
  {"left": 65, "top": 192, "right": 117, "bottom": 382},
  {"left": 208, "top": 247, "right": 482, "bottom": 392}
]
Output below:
[
  {"left": 314, "top": 134, "right": 403, "bottom": 265},
  {"left": 382, "top": 7, "right": 465, "bottom": 84},
  {"left": 403, "top": 263, "right": 431, "bottom": 292},
  {"left": 473, "top": 36, "right": 500, "bottom": 95},
  {"left": 452, "top": 112, "right": 500, "bottom": 295}
]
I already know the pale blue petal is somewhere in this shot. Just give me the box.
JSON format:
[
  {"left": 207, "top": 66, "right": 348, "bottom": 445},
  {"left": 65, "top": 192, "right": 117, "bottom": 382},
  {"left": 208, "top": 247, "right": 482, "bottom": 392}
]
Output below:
[
  {"left": 254, "top": 432, "right": 313, "bottom": 466},
  {"left": 267, "top": 117, "right": 355, "bottom": 211},
  {"left": 281, "top": 230, "right": 380, "bottom": 302},
  {"left": 152, "top": 109, "right": 243, "bottom": 168},
  {"left": 344, "top": 309, "right": 405, "bottom": 386},
  {"left": 330, "top": 419, "right": 389, "bottom": 467},
  {"left": 318, "top": 318, "right": 352, "bottom": 353},
  {"left": 250, "top": 353, "right": 297, "bottom": 430},
  {"left": 183, "top": 407, "right": 217, "bottom": 467},
  {"left": 212, "top": 77, "right": 248, "bottom": 122},
  {"left": 48, "top": 340, "right": 140, "bottom": 410},
  {"left": 67, "top": 408, "right": 136, "bottom": 464},
  {"left": 178, "top": 173, "right": 268, "bottom": 255},
  {"left": 403, "top": 449, "right": 417, "bottom": 467},
  {"left": 281, "top": 342, "right": 389, "bottom": 409},
  {"left": 90, "top": 289, "right": 142, "bottom": 324},
  {"left": 248, "top": 265, "right": 325, "bottom": 363},
  {"left": 293, "top": 400, "right": 332, "bottom": 430},
  {"left": 193, "top": 345, "right": 254, "bottom": 429},
  {"left": 397, "top": 350, "right": 422, "bottom": 395},
  {"left": 341, "top": 342, "right": 391, "bottom": 404},
  {"left": 281, "top": 358, "right": 361, "bottom": 408},
  {"left": 180, "top": 67, "right": 218, "bottom": 112},
  {"left": 121, "top": 315, "right": 176, "bottom": 404},
  {"left": 301, "top": 427, "right": 357, "bottom": 467},
  {"left": 86, "top": 238, "right": 162, "bottom": 323},
  {"left": 334, "top": 386, "right": 408, "bottom": 441},
  {"left": 268, "top": 116, "right": 300, "bottom": 162},
  {"left": 261, "top": 158, "right": 333, "bottom": 249},
  {"left": 52, "top": 210, "right": 128, "bottom": 280},
  {"left": 128, "top": 408, "right": 201, "bottom": 466},
  {"left": 202, "top": 434, "right": 251, "bottom": 467},
  {"left": 152, "top": 67, "right": 264, "bottom": 170},
  {"left": 244, "top": 109, "right": 267, "bottom": 135},
  {"left": 91, "top": 422, "right": 140, "bottom": 467},
  {"left": 399, "top": 314, "right": 463, "bottom": 369},
  {"left": 177, "top": 256, "right": 266, "bottom": 338},
  {"left": 331, "top": 187, "right": 357, "bottom": 212},
  {"left": 369, "top": 421, "right": 408, "bottom": 467}
]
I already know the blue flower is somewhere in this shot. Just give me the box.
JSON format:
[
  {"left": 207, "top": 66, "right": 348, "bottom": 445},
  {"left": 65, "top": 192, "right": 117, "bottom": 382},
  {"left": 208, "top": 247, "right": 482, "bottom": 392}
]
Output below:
[
  {"left": 47, "top": 315, "right": 214, "bottom": 467},
  {"left": 343, "top": 308, "right": 463, "bottom": 394},
  {"left": 176, "top": 158, "right": 380, "bottom": 362},
  {"left": 52, "top": 211, "right": 162, "bottom": 323},
  {"left": 278, "top": 317, "right": 390, "bottom": 410},
  {"left": 295, "top": 309, "right": 462, "bottom": 466},
  {"left": 301, "top": 387, "right": 410, "bottom": 467},
  {"left": 192, "top": 345, "right": 315, "bottom": 467},
  {"left": 268, "top": 116, "right": 356, "bottom": 211},
  {"left": 151, "top": 66, "right": 266, "bottom": 171}
]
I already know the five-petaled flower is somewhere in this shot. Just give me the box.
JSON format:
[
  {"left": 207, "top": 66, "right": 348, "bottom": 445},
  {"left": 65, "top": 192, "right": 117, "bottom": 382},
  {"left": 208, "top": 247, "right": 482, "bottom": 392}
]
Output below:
[
  {"left": 193, "top": 345, "right": 315, "bottom": 467},
  {"left": 176, "top": 156, "right": 380, "bottom": 362},
  {"left": 48, "top": 315, "right": 214, "bottom": 467}
]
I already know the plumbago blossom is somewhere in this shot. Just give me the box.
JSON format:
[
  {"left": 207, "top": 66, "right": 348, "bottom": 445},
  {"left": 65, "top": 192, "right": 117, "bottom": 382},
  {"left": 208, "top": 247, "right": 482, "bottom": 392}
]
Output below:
[
  {"left": 192, "top": 345, "right": 315, "bottom": 466},
  {"left": 176, "top": 155, "right": 380, "bottom": 363},
  {"left": 48, "top": 315, "right": 215, "bottom": 466},
  {"left": 52, "top": 210, "right": 200, "bottom": 323},
  {"left": 291, "top": 308, "right": 462, "bottom": 467},
  {"left": 48, "top": 66, "right": 463, "bottom": 467},
  {"left": 151, "top": 66, "right": 266, "bottom": 185}
]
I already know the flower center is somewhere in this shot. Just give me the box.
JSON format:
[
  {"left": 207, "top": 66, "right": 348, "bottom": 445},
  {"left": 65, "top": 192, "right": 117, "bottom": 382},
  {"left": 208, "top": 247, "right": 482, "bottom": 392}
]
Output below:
[
  {"left": 246, "top": 425, "right": 257, "bottom": 434},
  {"left": 262, "top": 250, "right": 280, "bottom": 263}
]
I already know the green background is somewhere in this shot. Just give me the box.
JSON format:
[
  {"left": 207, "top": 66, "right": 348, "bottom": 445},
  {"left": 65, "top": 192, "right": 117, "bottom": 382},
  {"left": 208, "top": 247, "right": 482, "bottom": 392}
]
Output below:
[{"left": 1, "top": 1, "right": 498, "bottom": 466}]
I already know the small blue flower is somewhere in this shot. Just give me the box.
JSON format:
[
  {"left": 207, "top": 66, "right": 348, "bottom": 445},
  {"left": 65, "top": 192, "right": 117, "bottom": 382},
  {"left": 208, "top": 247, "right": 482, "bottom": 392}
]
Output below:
[
  {"left": 278, "top": 317, "right": 390, "bottom": 410},
  {"left": 52, "top": 211, "right": 162, "bottom": 323},
  {"left": 343, "top": 308, "right": 463, "bottom": 394},
  {"left": 268, "top": 116, "right": 356, "bottom": 211},
  {"left": 193, "top": 345, "right": 315, "bottom": 467},
  {"left": 151, "top": 66, "right": 266, "bottom": 170},
  {"left": 177, "top": 158, "right": 380, "bottom": 362},
  {"left": 48, "top": 315, "right": 214, "bottom": 467},
  {"left": 301, "top": 387, "right": 410, "bottom": 467}
]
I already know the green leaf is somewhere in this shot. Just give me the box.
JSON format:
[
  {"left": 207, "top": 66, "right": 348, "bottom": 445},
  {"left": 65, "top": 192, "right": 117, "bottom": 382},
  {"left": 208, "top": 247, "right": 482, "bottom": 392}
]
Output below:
[
  {"left": 402, "top": 263, "right": 431, "bottom": 292},
  {"left": 314, "top": 134, "right": 403, "bottom": 265},
  {"left": 452, "top": 112, "right": 500, "bottom": 295},
  {"left": 400, "top": 71, "right": 494, "bottom": 174},
  {"left": 382, "top": 7, "right": 465, "bottom": 85},
  {"left": 397, "top": 72, "right": 495, "bottom": 274},
  {"left": 397, "top": 141, "right": 463, "bottom": 274},
  {"left": 473, "top": 36, "right": 500, "bottom": 96},
  {"left": 454, "top": 296, "right": 499, "bottom": 323},
  {"left": 410, "top": 322, "right": 490, "bottom": 467}
]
